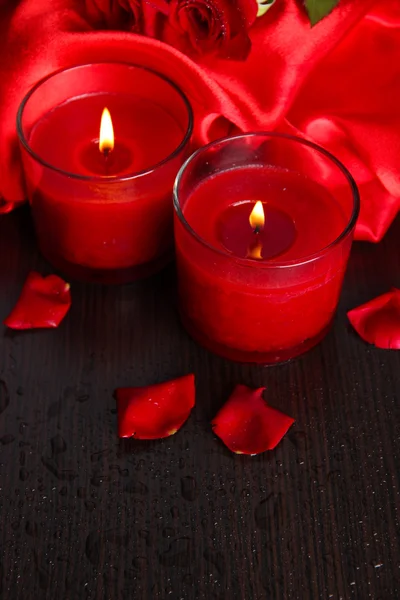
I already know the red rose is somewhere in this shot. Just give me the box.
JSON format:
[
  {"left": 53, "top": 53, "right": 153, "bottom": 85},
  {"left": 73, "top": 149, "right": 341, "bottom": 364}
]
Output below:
[
  {"left": 85, "top": 0, "right": 168, "bottom": 34},
  {"left": 167, "top": 0, "right": 258, "bottom": 59}
]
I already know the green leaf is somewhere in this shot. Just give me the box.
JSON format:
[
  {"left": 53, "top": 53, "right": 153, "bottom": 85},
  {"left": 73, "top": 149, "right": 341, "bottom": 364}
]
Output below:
[
  {"left": 305, "top": 0, "right": 340, "bottom": 26},
  {"left": 256, "top": 0, "right": 276, "bottom": 18}
]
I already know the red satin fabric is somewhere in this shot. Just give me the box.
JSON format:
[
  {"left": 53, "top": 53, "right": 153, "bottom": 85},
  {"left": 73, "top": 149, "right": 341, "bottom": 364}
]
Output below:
[{"left": 0, "top": 0, "right": 399, "bottom": 241}]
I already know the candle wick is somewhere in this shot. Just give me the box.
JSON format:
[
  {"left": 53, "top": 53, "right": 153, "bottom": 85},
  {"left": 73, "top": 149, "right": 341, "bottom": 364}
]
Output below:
[
  {"left": 254, "top": 226, "right": 260, "bottom": 234},
  {"left": 102, "top": 147, "right": 113, "bottom": 175}
]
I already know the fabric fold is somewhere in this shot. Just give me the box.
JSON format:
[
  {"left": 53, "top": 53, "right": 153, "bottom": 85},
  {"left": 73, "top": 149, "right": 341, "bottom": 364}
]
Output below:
[{"left": 0, "top": 0, "right": 398, "bottom": 242}]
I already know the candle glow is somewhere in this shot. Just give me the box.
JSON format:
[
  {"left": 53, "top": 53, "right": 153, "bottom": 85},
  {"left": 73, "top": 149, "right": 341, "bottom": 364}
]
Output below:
[
  {"left": 249, "top": 201, "right": 265, "bottom": 231},
  {"left": 99, "top": 107, "right": 114, "bottom": 155},
  {"left": 247, "top": 239, "right": 263, "bottom": 260}
]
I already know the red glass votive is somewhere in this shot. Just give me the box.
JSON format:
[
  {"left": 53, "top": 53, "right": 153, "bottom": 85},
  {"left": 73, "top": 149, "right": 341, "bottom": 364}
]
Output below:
[
  {"left": 173, "top": 133, "right": 360, "bottom": 364},
  {"left": 17, "top": 63, "right": 193, "bottom": 284}
]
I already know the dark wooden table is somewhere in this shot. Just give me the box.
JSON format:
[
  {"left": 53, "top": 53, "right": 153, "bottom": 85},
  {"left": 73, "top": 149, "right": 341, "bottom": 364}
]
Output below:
[{"left": 0, "top": 207, "right": 399, "bottom": 600}]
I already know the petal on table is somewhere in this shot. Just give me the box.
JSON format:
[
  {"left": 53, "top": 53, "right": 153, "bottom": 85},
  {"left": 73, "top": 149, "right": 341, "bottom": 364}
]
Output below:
[
  {"left": 116, "top": 374, "right": 195, "bottom": 439},
  {"left": 4, "top": 271, "right": 71, "bottom": 330},
  {"left": 347, "top": 288, "right": 400, "bottom": 349},
  {"left": 211, "top": 385, "right": 295, "bottom": 456}
]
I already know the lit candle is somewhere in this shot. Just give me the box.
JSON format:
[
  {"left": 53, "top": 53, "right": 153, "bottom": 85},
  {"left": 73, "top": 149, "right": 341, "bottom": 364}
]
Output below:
[
  {"left": 174, "top": 133, "right": 359, "bottom": 364},
  {"left": 99, "top": 107, "right": 114, "bottom": 157},
  {"left": 17, "top": 63, "right": 193, "bottom": 284},
  {"left": 218, "top": 199, "right": 297, "bottom": 261}
]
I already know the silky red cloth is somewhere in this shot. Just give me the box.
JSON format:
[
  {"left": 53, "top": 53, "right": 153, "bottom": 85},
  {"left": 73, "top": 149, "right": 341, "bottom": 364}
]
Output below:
[{"left": 0, "top": 0, "right": 399, "bottom": 242}]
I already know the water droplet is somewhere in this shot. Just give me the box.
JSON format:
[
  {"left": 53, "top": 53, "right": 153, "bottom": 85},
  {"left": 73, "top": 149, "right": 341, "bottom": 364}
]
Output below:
[
  {"left": 0, "top": 380, "right": 10, "bottom": 415},
  {"left": 327, "top": 470, "right": 341, "bottom": 481},
  {"left": 90, "top": 474, "right": 110, "bottom": 486},
  {"left": 254, "top": 493, "right": 283, "bottom": 529},
  {"left": 204, "top": 548, "right": 225, "bottom": 576},
  {"left": 103, "top": 566, "right": 119, "bottom": 582},
  {"left": 139, "top": 530, "right": 151, "bottom": 546},
  {"left": 33, "top": 552, "right": 49, "bottom": 590},
  {"left": 180, "top": 476, "right": 197, "bottom": 502},
  {"left": 47, "top": 400, "right": 63, "bottom": 419},
  {"left": 76, "top": 394, "right": 89, "bottom": 403},
  {"left": 162, "top": 527, "right": 175, "bottom": 538},
  {"left": 16, "top": 386, "right": 24, "bottom": 396},
  {"left": 132, "top": 556, "right": 148, "bottom": 569},
  {"left": 51, "top": 435, "right": 67, "bottom": 455},
  {"left": 90, "top": 449, "right": 110, "bottom": 463},
  {"left": 159, "top": 538, "right": 193, "bottom": 568},
  {"left": 85, "top": 532, "right": 100, "bottom": 566},
  {"left": 179, "top": 458, "right": 185, "bottom": 469},
  {"left": 124, "top": 568, "right": 136, "bottom": 581},
  {"left": 333, "top": 451, "right": 344, "bottom": 462},
  {"left": 171, "top": 506, "right": 179, "bottom": 519},
  {"left": 85, "top": 500, "right": 96, "bottom": 512},
  {"left": 26, "top": 521, "right": 40, "bottom": 537},
  {"left": 323, "top": 553, "right": 334, "bottom": 567},
  {"left": 41, "top": 457, "right": 77, "bottom": 481},
  {"left": 0, "top": 434, "right": 15, "bottom": 445},
  {"left": 19, "top": 468, "right": 29, "bottom": 482},
  {"left": 289, "top": 430, "right": 308, "bottom": 449},
  {"left": 124, "top": 480, "right": 148, "bottom": 495}
]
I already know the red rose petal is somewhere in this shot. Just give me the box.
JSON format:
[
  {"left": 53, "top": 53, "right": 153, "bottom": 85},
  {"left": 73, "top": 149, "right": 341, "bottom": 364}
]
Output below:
[
  {"left": 212, "top": 385, "right": 295, "bottom": 455},
  {"left": 4, "top": 271, "right": 71, "bottom": 330},
  {"left": 116, "top": 374, "right": 195, "bottom": 439},
  {"left": 347, "top": 289, "right": 400, "bottom": 349}
]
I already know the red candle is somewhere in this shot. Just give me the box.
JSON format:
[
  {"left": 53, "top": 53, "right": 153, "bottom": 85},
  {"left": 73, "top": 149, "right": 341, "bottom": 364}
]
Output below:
[
  {"left": 174, "top": 134, "right": 359, "bottom": 364},
  {"left": 18, "top": 63, "right": 193, "bottom": 284}
]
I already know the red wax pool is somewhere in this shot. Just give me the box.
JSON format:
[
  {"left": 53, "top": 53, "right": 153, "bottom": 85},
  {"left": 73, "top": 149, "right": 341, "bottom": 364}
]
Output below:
[
  {"left": 18, "top": 63, "right": 192, "bottom": 284},
  {"left": 174, "top": 160, "right": 357, "bottom": 363}
]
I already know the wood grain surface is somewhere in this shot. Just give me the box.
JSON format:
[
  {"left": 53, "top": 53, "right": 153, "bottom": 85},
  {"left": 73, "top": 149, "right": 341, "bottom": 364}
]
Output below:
[{"left": 0, "top": 207, "right": 399, "bottom": 600}]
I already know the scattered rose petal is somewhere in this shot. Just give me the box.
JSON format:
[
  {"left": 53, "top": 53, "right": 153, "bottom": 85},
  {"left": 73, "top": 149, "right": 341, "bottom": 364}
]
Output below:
[
  {"left": 347, "top": 288, "right": 400, "bottom": 349},
  {"left": 116, "top": 374, "right": 195, "bottom": 439},
  {"left": 4, "top": 271, "right": 71, "bottom": 330},
  {"left": 212, "top": 385, "right": 295, "bottom": 455}
]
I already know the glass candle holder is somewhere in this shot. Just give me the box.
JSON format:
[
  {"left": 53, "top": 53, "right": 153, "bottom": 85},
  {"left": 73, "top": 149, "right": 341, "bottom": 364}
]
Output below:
[
  {"left": 17, "top": 62, "right": 193, "bottom": 284},
  {"left": 173, "top": 133, "right": 360, "bottom": 364}
]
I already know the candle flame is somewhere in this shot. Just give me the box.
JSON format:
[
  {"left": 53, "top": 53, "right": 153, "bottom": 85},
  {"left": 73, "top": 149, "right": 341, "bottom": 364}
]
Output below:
[
  {"left": 249, "top": 201, "right": 265, "bottom": 231},
  {"left": 99, "top": 107, "right": 114, "bottom": 154}
]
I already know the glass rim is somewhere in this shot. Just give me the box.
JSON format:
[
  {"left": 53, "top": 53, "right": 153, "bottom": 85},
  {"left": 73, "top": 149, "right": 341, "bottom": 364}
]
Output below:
[
  {"left": 16, "top": 61, "right": 194, "bottom": 183},
  {"left": 173, "top": 132, "right": 360, "bottom": 269}
]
